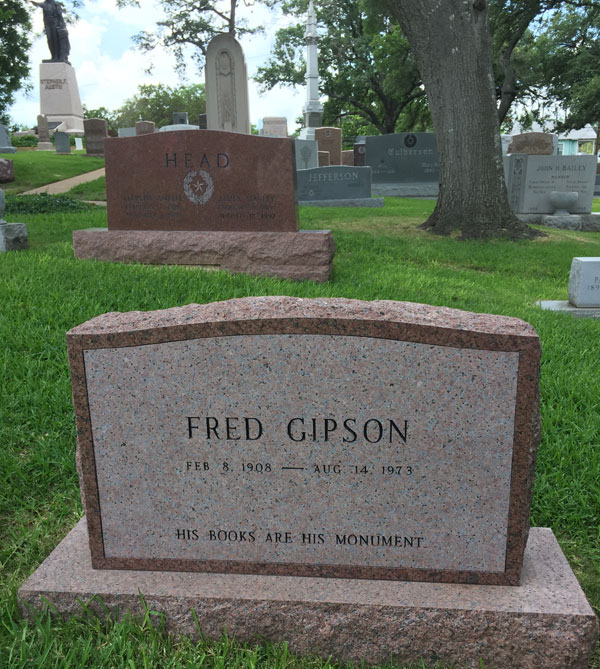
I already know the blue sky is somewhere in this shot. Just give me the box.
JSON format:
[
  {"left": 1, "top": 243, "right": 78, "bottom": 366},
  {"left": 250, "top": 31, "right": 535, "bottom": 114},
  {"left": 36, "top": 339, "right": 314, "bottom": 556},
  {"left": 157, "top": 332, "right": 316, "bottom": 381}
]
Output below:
[{"left": 9, "top": 0, "right": 306, "bottom": 130}]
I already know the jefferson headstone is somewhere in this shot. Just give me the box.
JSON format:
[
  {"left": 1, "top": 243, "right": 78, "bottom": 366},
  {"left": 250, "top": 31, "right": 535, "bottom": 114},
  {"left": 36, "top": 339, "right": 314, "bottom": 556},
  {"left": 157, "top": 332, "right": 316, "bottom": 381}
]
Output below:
[
  {"left": 205, "top": 34, "right": 250, "bottom": 134},
  {"left": 296, "top": 165, "right": 383, "bottom": 207}
]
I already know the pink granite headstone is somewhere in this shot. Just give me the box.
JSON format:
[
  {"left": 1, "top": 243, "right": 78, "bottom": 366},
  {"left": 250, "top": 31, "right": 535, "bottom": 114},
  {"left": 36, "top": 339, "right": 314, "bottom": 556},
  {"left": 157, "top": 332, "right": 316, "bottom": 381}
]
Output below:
[{"left": 67, "top": 297, "right": 541, "bottom": 585}]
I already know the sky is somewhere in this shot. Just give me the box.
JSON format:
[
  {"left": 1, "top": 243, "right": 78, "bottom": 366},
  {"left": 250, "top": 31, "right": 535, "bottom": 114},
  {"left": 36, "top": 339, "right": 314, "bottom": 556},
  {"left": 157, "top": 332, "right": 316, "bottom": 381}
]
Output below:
[{"left": 9, "top": 0, "right": 307, "bottom": 132}]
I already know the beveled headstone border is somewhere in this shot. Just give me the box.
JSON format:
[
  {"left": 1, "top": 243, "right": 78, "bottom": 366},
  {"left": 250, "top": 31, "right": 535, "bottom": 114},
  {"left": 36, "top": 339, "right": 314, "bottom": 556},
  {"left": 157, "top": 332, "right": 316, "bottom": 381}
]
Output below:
[{"left": 67, "top": 297, "right": 541, "bottom": 585}]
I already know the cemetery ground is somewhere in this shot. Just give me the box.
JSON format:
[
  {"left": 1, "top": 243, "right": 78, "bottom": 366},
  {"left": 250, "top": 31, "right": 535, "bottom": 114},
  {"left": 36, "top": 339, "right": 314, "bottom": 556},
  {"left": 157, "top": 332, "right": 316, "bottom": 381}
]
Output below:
[{"left": 1, "top": 155, "right": 599, "bottom": 668}]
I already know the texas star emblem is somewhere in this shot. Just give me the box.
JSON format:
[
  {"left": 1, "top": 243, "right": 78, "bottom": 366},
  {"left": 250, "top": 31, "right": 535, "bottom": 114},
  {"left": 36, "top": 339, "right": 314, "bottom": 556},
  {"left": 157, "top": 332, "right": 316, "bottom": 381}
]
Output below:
[{"left": 183, "top": 170, "right": 215, "bottom": 205}]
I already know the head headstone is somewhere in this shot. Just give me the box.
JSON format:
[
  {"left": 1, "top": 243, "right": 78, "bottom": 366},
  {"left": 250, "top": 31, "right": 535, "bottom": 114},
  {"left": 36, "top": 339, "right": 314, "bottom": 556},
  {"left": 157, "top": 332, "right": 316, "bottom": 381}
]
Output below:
[
  {"left": 135, "top": 121, "right": 156, "bottom": 136},
  {"left": 0, "top": 159, "right": 15, "bottom": 183},
  {"left": 37, "top": 114, "right": 50, "bottom": 143},
  {"left": 318, "top": 151, "right": 330, "bottom": 167},
  {"left": 205, "top": 34, "right": 250, "bottom": 134},
  {"left": 0, "top": 125, "right": 17, "bottom": 154},
  {"left": 296, "top": 165, "right": 374, "bottom": 201},
  {"left": 172, "top": 112, "right": 189, "bottom": 125},
  {"left": 294, "top": 139, "right": 319, "bottom": 170},
  {"left": 354, "top": 142, "right": 366, "bottom": 166},
  {"left": 84, "top": 118, "right": 108, "bottom": 156},
  {"left": 104, "top": 130, "right": 298, "bottom": 232},
  {"left": 261, "top": 117, "right": 288, "bottom": 138},
  {"left": 74, "top": 137, "right": 83, "bottom": 151},
  {"left": 341, "top": 150, "right": 354, "bottom": 166},
  {"left": 504, "top": 154, "right": 596, "bottom": 214},
  {"left": 568, "top": 257, "right": 600, "bottom": 308},
  {"left": 365, "top": 133, "right": 439, "bottom": 184},
  {"left": 315, "top": 127, "right": 342, "bottom": 165},
  {"left": 117, "top": 127, "right": 136, "bottom": 138},
  {"left": 508, "top": 133, "right": 556, "bottom": 156},
  {"left": 54, "top": 131, "right": 71, "bottom": 154}
]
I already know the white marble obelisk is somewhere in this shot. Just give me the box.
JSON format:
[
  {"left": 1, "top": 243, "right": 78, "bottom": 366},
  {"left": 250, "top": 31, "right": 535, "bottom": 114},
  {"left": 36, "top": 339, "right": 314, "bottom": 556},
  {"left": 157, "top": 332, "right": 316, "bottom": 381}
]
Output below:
[{"left": 299, "top": 0, "right": 323, "bottom": 140}]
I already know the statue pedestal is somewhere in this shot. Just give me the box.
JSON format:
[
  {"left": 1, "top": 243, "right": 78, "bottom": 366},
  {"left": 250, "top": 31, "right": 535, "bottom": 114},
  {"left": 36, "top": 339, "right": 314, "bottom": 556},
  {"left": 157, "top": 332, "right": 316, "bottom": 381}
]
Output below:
[{"left": 39, "top": 62, "right": 84, "bottom": 134}]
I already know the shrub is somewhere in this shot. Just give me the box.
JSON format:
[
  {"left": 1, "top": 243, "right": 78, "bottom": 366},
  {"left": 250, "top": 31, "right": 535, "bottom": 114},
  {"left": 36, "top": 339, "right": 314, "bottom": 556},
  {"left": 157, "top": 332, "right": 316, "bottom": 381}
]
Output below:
[
  {"left": 5, "top": 193, "right": 95, "bottom": 214},
  {"left": 11, "top": 134, "right": 39, "bottom": 147}
]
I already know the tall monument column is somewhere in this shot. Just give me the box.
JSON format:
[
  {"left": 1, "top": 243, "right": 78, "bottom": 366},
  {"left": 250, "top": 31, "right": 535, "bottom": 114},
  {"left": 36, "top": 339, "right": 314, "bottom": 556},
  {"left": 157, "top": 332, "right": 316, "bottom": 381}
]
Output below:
[
  {"left": 299, "top": 0, "right": 323, "bottom": 140},
  {"left": 30, "top": 0, "right": 84, "bottom": 134}
]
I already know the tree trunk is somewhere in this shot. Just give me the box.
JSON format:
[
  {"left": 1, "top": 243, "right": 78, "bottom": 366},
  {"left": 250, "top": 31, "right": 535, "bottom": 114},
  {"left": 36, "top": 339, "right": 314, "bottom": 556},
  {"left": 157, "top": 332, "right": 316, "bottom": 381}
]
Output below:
[{"left": 388, "top": 0, "right": 537, "bottom": 239}]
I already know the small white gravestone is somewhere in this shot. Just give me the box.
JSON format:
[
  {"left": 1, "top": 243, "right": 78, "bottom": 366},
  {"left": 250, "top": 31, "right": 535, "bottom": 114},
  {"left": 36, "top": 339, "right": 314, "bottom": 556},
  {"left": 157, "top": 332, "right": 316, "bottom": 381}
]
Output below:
[
  {"left": 74, "top": 137, "right": 83, "bottom": 151},
  {"left": 205, "top": 34, "right": 250, "bottom": 134},
  {"left": 568, "top": 258, "right": 600, "bottom": 308}
]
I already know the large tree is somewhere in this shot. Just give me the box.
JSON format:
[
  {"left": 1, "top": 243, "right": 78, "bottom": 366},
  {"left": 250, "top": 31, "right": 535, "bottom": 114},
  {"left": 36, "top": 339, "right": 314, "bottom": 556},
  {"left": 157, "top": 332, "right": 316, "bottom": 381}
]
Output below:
[
  {"left": 118, "top": 0, "right": 268, "bottom": 75},
  {"left": 113, "top": 82, "right": 206, "bottom": 128},
  {"left": 255, "top": 0, "right": 426, "bottom": 134},
  {"left": 489, "top": 0, "right": 600, "bottom": 124},
  {"left": 0, "top": 0, "right": 31, "bottom": 125},
  {"left": 385, "top": 0, "right": 535, "bottom": 239}
]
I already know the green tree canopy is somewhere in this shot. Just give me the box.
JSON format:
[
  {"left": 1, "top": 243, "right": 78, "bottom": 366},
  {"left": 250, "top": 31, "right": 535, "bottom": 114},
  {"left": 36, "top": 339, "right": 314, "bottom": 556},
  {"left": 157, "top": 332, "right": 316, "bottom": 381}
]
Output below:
[
  {"left": 0, "top": 0, "right": 32, "bottom": 124},
  {"left": 114, "top": 82, "right": 206, "bottom": 128},
  {"left": 255, "top": 0, "right": 426, "bottom": 135},
  {"left": 117, "top": 0, "right": 269, "bottom": 76}
]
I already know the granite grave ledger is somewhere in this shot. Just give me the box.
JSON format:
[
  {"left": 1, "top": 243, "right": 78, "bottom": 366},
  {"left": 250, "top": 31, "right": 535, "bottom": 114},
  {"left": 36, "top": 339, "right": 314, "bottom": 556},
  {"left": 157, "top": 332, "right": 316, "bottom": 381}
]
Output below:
[{"left": 296, "top": 165, "right": 383, "bottom": 207}]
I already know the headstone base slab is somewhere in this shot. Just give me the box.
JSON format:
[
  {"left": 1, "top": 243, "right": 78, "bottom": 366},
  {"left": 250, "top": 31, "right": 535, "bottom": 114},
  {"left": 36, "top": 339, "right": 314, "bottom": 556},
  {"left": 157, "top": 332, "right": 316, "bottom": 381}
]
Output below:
[
  {"left": 372, "top": 182, "right": 439, "bottom": 198},
  {"left": 298, "top": 198, "right": 384, "bottom": 208},
  {"left": 516, "top": 213, "right": 600, "bottom": 232},
  {"left": 36, "top": 142, "right": 53, "bottom": 151},
  {"left": 0, "top": 223, "right": 29, "bottom": 252},
  {"left": 537, "top": 300, "right": 600, "bottom": 319},
  {"left": 73, "top": 229, "right": 335, "bottom": 282},
  {"left": 18, "top": 520, "right": 598, "bottom": 669}
]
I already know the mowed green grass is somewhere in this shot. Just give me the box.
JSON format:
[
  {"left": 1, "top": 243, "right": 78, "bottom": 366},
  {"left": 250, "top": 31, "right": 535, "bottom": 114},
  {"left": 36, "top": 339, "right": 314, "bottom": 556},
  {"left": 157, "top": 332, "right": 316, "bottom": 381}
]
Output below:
[
  {"left": 1, "top": 181, "right": 599, "bottom": 665},
  {"left": 0, "top": 150, "right": 104, "bottom": 194}
]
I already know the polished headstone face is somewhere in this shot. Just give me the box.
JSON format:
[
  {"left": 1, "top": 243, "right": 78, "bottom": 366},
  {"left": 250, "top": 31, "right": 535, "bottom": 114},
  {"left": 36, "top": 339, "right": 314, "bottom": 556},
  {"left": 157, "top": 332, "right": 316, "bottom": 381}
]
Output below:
[
  {"left": 365, "top": 133, "right": 439, "bottom": 183},
  {"left": 67, "top": 297, "right": 541, "bottom": 585},
  {"left": 104, "top": 130, "right": 298, "bottom": 232},
  {"left": 568, "top": 257, "right": 600, "bottom": 307},
  {"left": 504, "top": 154, "right": 597, "bottom": 214},
  {"left": 296, "top": 166, "right": 372, "bottom": 201}
]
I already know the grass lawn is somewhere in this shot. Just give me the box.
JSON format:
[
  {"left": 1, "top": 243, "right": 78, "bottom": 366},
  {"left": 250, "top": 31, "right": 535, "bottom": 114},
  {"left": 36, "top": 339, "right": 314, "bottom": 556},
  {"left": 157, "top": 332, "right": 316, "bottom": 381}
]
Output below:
[
  {"left": 0, "top": 195, "right": 599, "bottom": 668},
  {"left": 0, "top": 150, "right": 104, "bottom": 194},
  {"left": 66, "top": 175, "right": 107, "bottom": 201}
]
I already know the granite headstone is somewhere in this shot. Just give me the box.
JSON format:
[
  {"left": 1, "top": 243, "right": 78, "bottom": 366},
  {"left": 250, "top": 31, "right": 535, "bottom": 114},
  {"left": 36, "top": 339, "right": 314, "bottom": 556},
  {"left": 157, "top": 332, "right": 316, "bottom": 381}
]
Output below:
[
  {"left": 0, "top": 125, "right": 17, "bottom": 154},
  {"left": 205, "top": 34, "right": 250, "bottom": 134},
  {"left": 36, "top": 114, "right": 53, "bottom": 151},
  {"left": 84, "top": 118, "right": 108, "bottom": 156},
  {"left": 504, "top": 154, "right": 596, "bottom": 214},
  {"left": 315, "top": 127, "right": 342, "bottom": 165},
  {"left": 54, "top": 131, "right": 71, "bottom": 154},
  {"left": 296, "top": 165, "right": 381, "bottom": 207},
  {"left": 294, "top": 139, "right": 318, "bottom": 170},
  {"left": 0, "top": 159, "right": 15, "bottom": 183},
  {"left": 136, "top": 121, "right": 155, "bottom": 136},
  {"left": 365, "top": 133, "right": 439, "bottom": 184},
  {"left": 568, "top": 257, "right": 600, "bottom": 308}
]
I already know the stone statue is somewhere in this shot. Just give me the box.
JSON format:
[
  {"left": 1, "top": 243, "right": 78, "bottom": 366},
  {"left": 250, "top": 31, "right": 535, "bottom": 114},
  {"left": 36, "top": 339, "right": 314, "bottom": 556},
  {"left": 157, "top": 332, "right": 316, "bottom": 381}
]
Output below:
[{"left": 30, "top": 0, "right": 71, "bottom": 63}]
